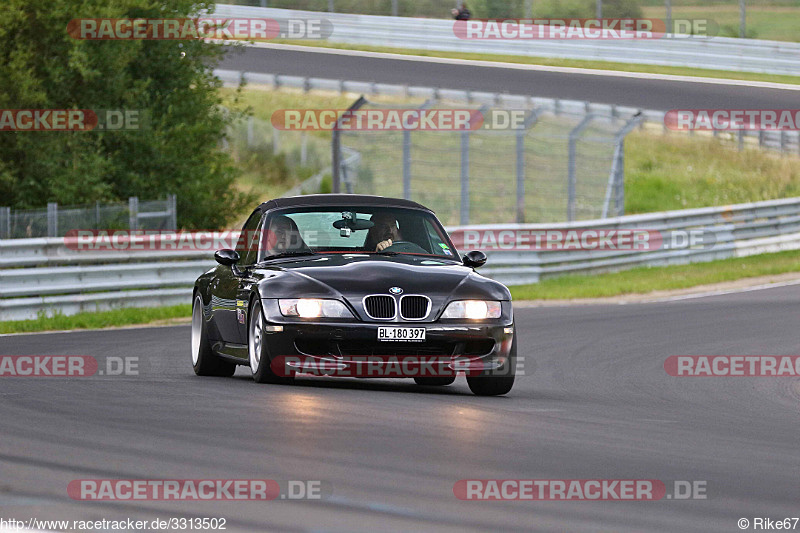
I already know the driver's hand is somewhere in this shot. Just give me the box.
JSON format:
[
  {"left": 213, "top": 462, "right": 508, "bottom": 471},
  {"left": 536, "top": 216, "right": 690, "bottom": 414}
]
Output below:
[{"left": 376, "top": 239, "right": 392, "bottom": 251}]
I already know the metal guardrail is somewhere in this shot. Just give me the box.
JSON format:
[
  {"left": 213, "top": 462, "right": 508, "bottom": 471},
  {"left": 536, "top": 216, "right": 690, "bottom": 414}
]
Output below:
[
  {"left": 3, "top": 198, "right": 800, "bottom": 320},
  {"left": 214, "top": 68, "right": 800, "bottom": 157},
  {"left": 213, "top": 4, "right": 800, "bottom": 76}
]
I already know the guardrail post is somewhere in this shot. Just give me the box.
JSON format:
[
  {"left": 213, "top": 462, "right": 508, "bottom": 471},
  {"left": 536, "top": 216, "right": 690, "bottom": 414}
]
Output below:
[
  {"left": 402, "top": 129, "right": 411, "bottom": 200},
  {"left": 567, "top": 115, "right": 595, "bottom": 222},
  {"left": 391, "top": 0, "right": 398, "bottom": 16},
  {"left": 247, "top": 116, "right": 255, "bottom": 148},
  {"left": 515, "top": 110, "right": 538, "bottom": 223},
  {"left": 516, "top": 130, "right": 525, "bottom": 223},
  {"left": 332, "top": 128, "right": 341, "bottom": 193},
  {"left": 0, "top": 207, "right": 9, "bottom": 239},
  {"left": 460, "top": 130, "right": 470, "bottom": 225},
  {"left": 739, "top": 0, "right": 746, "bottom": 38},
  {"left": 738, "top": 130, "right": 744, "bottom": 151},
  {"left": 128, "top": 197, "right": 138, "bottom": 230},
  {"left": 614, "top": 145, "right": 625, "bottom": 216},
  {"left": 169, "top": 194, "right": 177, "bottom": 229},
  {"left": 272, "top": 125, "right": 279, "bottom": 153},
  {"left": 666, "top": 0, "right": 672, "bottom": 35},
  {"left": 328, "top": 0, "right": 334, "bottom": 12},
  {"left": 301, "top": 133, "right": 308, "bottom": 165},
  {"left": 47, "top": 202, "right": 58, "bottom": 237}
]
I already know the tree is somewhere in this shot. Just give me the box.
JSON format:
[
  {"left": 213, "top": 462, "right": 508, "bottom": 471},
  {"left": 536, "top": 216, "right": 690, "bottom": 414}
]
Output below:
[{"left": 0, "top": 0, "right": 252, "bottom": 228}]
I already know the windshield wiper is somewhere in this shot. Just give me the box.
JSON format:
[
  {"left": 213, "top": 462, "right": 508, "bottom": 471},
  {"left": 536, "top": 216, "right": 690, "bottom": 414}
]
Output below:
[{"left": 262, "top": 250, "right": 318, "bottom": 261}]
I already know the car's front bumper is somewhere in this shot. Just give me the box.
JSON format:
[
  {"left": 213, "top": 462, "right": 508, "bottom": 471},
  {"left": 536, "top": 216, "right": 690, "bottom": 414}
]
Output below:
[{"left": 259, "top": 299, "right": 515, "bottom": 378}]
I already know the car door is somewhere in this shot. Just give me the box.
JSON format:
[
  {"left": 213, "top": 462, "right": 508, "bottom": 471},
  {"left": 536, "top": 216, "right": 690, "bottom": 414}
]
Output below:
[
  {"left": 234, "top": 215, "right": 266, "bottom": 344},
  {"left": 210, "top": 210, "right": 262, "bottom": 345}
]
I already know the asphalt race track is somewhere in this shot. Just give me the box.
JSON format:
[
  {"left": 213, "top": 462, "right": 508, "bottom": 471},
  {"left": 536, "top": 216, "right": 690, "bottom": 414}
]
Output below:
[
  {"left": 1, "top": 285, "right": 799, "bottom": 532},
  {"left": 219, "top": 45, "right": 800, "bottom": 111}
]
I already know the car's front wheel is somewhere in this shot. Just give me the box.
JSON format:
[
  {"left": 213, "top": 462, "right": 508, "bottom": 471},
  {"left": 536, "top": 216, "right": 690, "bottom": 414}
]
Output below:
[
  {"left": 248, "top": 298, "right": 293, "bottom": 385},
  {"left": 466, "top": 327, "right": 516, "bottom": 396},
  {"left": 191, "top": 294, "right": 236, "bottom": 377}
]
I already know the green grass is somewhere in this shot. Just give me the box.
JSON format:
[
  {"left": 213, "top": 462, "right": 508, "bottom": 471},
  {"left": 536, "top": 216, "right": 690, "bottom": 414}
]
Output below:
[
  {"left": 641, "top": 5, "right": 800, "bottom": 42},
  {"left": 509, "top": 248, "right": 800, "bottom": 300},
  {"left": 268, "top": 39, "right": 800, "bottom": 86},
  {"left": 0, "top": 305, "right": 191, "bottom": 335},
  {"left": 625, "top": 131, "right": 800, "bottom": 213}
]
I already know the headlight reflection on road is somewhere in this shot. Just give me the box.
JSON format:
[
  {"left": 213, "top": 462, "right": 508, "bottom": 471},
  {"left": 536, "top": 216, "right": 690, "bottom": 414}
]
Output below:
[{"left": 440, "top": 404, "right": 498, "bottom": 448}]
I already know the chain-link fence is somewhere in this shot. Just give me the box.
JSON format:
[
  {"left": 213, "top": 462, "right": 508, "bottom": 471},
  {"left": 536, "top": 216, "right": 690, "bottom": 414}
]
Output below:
[
  {"left": 332, "top": 98, "right": 641, "bottom": 225},
  {"left": 0, "top": 196, "right": 177, "bottom": 239}
]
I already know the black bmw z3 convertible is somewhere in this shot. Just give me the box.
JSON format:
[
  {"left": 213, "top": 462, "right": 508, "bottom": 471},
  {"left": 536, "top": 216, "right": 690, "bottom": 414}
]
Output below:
[{"left": 191, "top": 194, "right": 516, "bottom": 396}]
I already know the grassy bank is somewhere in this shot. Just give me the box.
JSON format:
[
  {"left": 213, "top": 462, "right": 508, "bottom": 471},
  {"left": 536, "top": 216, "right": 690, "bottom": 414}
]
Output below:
[
  {"left": 625, "top": 132, "right": 800, "bottom": 213},
  {"left": 0, "top": 305, "right": 191, "bottom": 335},
  {"left": 509, "top": 249, "right": 800, "bottom": 300},
  {"left": 641, "top": 5, "right": 800, "bottom": 42}
]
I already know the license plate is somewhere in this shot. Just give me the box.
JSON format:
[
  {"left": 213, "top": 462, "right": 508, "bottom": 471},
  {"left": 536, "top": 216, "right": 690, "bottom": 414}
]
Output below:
[{"left": 377, "top": 327, "right": 426, "bottom": 342}]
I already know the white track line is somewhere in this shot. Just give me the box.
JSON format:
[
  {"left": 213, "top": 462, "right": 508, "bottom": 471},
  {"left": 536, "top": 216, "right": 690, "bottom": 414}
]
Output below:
[
  {"left": 638, "top": 278, "right": 800, "bottom": 304},
  {"left": 245, "top": 42, "right": 800, "bottom": 91}
]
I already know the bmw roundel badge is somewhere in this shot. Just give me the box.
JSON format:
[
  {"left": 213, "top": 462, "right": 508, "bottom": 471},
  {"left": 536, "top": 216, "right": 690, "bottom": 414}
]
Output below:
[{"left": 389, "top": 286, "right": 403, "bottom": 295}]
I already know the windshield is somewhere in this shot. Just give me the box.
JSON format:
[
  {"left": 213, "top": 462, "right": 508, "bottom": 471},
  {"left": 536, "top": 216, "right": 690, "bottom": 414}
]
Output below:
[{"left": 255, "top": 206, "right": 457, "bottom": 261}]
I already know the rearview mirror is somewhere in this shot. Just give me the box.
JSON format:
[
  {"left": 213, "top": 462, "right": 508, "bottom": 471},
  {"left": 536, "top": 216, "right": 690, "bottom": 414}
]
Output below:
[
  {"left": 215, "top": 249, "right": 240, "bottom": 266},
  {"left": 462, "top": 250, "right": 487, "bottom": 268}
]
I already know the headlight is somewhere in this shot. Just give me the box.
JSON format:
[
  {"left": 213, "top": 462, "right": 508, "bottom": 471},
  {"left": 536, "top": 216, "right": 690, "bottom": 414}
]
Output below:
[
  {"left": 441, "top": 300, "right": 502, "bottom": 320},
  {"left": 278, "top": 298, "right": 353, "bottom": 318}
]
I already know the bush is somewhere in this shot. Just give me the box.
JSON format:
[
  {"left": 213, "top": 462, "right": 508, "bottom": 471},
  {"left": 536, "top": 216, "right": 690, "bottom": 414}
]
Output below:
[{"left": 0, "top": 0, "right": 253, "bottom": 229}]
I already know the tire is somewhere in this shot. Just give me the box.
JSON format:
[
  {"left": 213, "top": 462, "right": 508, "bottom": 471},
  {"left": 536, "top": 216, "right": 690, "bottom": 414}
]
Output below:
[
  {"left": 248, "top": 298, "right": 293, "bottom": 385},
  {"left": 466, "top": 326, "right": 516, "bottom": 396},
  {"left": 414, "top": 376, "right": 456, "bottom": 386},
  {"left": 192, "top": 293, "right": 236, "bottom": 377}
]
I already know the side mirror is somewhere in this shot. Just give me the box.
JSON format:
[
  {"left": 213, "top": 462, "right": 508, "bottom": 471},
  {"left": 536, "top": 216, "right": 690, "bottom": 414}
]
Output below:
[
  {"left": 462, "top": 250, "right": 487, "bottom": 268},
  {"left": 215, "top": 249, "right": 240, "bottom": 267}
]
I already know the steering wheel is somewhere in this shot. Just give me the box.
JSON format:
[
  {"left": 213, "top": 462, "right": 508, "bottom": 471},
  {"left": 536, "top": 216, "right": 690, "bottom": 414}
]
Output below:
[{"left": 382, "top": 240, "right": 427, "bottom": 253}]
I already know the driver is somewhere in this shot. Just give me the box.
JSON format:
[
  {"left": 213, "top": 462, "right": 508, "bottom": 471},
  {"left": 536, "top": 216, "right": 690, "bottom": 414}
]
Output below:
[
  {"left": 262, "top": 215, "right": 306, "bottom": 256},
  {"left": 365, "top": 213, "right": 403, "bottom": 252}
]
